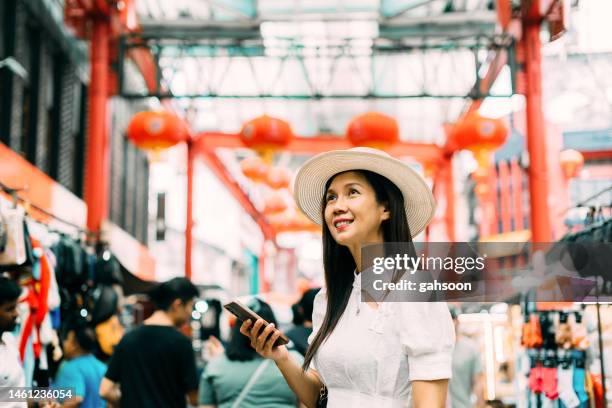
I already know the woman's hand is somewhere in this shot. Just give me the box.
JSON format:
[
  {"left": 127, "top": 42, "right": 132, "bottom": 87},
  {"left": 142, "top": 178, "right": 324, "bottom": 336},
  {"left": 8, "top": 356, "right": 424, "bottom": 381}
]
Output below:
[{"left": 240, "top": 319, "right": 289, "bottom": 363}]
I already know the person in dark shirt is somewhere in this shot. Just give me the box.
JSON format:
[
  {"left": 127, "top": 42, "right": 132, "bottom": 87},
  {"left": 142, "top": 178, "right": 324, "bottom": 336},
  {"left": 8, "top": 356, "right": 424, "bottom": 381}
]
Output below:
[
  {"left": 285, "top": 288, "right": 320, "bottom": 356},
  {"left": 99, "top": 277, "right": 199, "bottom": 408}
]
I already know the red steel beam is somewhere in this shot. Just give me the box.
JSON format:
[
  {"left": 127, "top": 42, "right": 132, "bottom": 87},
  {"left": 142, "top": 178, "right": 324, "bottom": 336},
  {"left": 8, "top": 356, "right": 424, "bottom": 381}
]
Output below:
[
  {"left": 191, "top": 140, "right": 276, "bottom": 241},
  {"left": 522, "top": 0, "right": 552, "bottom": 241},
  {"left": 84, "top": 18, "right": 111, "bottom": 234},
  {"left": 196, "top": 132, "right": 444, "bottom": 163}
]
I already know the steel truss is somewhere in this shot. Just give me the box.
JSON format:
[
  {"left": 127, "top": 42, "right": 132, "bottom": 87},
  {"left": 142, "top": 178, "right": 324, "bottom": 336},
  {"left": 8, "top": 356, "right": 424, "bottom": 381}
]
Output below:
[{"left": 118, "top": 33, "right": 515, "bottom": 100}]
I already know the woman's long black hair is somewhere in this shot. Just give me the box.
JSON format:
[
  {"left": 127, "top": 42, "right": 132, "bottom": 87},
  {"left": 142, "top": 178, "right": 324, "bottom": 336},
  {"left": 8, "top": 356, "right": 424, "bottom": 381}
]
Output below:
[{"left": 302, "top": 169, "right": 414, "bottom": 370}]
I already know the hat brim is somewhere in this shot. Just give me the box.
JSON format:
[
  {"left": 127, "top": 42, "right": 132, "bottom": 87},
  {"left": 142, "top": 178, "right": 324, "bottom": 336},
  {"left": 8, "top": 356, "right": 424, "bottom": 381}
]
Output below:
[{"left": 293, "top": 149, "right": 436, "bottom": 238}]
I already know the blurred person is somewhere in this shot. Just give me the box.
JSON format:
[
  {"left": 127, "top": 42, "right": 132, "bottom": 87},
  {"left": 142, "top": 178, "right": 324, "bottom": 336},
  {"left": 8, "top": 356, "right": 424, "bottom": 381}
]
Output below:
[
  {"left": 54, "top": 322, "right": 106, "bottom": 408},
  {"left": 240, "top": 148, "right": 455, "bottom": 407},
  {"left": 198, "top": 298, "right": 303, "bottom": 408},
  {"left": 448, "top": 308, "right": 484, "bottom": 408},
  {"left": 285, "top": 288, "right": 320, "bottom": 356},
  {"left": 99, "top": 277, "right": 199, "bottom": 408},
  {"left": 0, "top": 275, "right": 25, "bottom": 408}
]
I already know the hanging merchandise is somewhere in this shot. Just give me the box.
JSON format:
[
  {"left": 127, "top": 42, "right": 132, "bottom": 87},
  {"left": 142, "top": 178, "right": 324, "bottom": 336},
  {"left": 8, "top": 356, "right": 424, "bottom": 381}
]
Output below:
[
  {"left": 0, "top": 207, "right": 27, "bottom": 267},
  {"left": 556, "top": 312, "right": 573, "bottom": 349},
  {"left": 94, "top": 247, "right": 123, "bottom": 286},
  {"left": 521, "top": 308, "right": 603, "bottom": 408},
  {"left": 51, "top": 235, "right": 88, "bottom": 290},
  {"left": 522, "top": 313, "right": 543, "bottom": 348},
  {"left": 0, "top": 183, "right": 131, "bottom": 386}
]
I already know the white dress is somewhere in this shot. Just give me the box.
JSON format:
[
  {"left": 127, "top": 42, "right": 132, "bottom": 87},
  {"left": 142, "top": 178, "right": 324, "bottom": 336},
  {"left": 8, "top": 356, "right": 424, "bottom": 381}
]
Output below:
[{"left": 308, "top": 272, "right": 455, "bottom": 408}]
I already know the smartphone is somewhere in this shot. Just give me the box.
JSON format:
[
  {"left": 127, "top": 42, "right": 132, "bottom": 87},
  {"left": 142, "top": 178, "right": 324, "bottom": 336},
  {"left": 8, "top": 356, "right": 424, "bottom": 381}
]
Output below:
[{"left": 223, "top": 299, "right": 290, "bottom": 347}]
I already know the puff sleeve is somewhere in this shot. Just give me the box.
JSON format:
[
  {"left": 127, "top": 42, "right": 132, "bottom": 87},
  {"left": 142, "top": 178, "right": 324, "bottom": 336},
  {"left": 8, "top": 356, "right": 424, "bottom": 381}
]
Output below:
[{"left": 399, "top": 302, "right": 455, "bottom": 381}]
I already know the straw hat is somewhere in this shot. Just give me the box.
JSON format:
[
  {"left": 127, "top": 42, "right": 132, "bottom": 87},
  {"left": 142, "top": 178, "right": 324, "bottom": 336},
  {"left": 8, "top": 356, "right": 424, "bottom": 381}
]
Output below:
[{"left": 293, "top": 147, "right": 436, "bottom": 237}]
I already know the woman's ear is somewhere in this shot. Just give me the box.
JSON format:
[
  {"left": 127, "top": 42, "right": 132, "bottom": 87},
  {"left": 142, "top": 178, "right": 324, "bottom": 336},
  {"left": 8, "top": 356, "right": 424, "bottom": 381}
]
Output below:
[{"left": 381, "top": 202, "right": 391, "bottom": 221}]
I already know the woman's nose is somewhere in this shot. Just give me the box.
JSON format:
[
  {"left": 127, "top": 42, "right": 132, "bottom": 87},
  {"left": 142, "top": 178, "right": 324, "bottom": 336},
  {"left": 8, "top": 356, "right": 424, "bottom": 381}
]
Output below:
[{"left": 331, "top": 196, "right": 348, "bottom": 213}]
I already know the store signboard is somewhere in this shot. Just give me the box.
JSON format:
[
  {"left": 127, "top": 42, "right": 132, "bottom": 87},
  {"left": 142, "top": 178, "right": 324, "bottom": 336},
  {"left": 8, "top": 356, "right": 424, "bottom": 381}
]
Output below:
[{"left": 563, "top": 128, "right": 612, "bottom": 152}]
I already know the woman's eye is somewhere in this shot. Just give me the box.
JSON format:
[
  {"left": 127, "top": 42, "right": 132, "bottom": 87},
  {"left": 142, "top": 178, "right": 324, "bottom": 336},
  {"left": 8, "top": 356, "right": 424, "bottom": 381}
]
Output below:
[
  {"left": 326, "top": 194, "right": 336, "bottom": 202},
  {"left": 349, "top": 189, "right": 359, "bottom": 195}
]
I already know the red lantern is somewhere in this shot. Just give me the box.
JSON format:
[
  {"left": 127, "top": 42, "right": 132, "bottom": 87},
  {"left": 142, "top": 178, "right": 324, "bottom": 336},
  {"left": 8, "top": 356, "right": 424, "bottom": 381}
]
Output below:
[
  {"left": 448, "top": 112, "right": 508, "bottom": 167},
  {"left": 240, "top": 156, "right": 269, "bottom": 182},
  {"left": 346, "top": 112, "right": 400, "bottom": 148},
  {"left": 240, "top": 115, "right": 294, "bottom": 151},
  {"left": 263, "top": 193, "right": 288, "bottom": 215},
  {"left": 266, "top": 166, "right": 291, "bottom": 190},
  {"left": 449, "top": 112, "right": 508, "bottom": 150},
  {"left": 559, "top": 149, "right": 584, "bottom": 179},
  {"left": 127, "top": 111, "right": 190, "bottom": 150}
]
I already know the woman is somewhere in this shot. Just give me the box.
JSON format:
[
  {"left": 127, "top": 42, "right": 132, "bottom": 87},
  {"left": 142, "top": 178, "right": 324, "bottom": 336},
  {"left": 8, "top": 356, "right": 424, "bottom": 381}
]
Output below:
[
  {"left": 240, "top": 147, "right": 455, "bottom": 408},
  {"left": 199, "top": 298, "right": 303, "bottom": 408}
]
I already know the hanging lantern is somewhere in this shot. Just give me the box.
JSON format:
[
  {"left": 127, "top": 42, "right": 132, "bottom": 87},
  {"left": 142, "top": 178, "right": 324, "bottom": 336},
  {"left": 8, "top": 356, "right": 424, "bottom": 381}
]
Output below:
[
  {"left": 346, "top": 112, "right": 399, "bottom": 149},
  {"left": 448, "top": 112, "right": 508, "bottom": 168},
  {"left": 240, "top": 115, "right": 294, "bottom": 163},
  {"left": 559, "top": 149, "right": 584, "bottom": 179},
  {"left": 266, "top": 166, "right": 291, "bottom": 190},
  {"left": 263, "top": 193, "right": 288, "bottom": 215},
  {"left": 240, "top": 156, "right": 269, "bottom": 182},
  {"left": 127, "top": 111, "right": 190, "bottom": 151}
]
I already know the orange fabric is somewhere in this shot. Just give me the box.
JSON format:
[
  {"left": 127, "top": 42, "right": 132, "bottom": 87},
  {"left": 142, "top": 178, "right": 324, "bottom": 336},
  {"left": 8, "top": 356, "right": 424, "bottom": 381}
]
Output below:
[{"left": 590, "top": 373, "right": 604, "bottom": 408}]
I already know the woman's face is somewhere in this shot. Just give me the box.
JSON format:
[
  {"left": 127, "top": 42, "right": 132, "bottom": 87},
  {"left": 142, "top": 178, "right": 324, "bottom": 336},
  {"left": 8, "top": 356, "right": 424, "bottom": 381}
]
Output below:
[{"left": 323, "top": 171, "right": 389, "bottom": 247}]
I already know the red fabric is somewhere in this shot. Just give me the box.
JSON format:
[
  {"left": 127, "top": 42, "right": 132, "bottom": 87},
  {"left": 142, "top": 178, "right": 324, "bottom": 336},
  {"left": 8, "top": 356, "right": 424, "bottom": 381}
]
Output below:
[
  {"left": 591, "top": 373, "right": 604, "bottom": 408},
  {"left": 17, "top": 237, "right": 51, "bottom": 361},
  {"left": 18, "top": 290, "right": 37, "bottom": 361},
  {"left": 30, "top": 238, "right": 50, "bottom": 325},
  {"left": 529, "top": 366, "right": 544, "bottom": 393},
  {"left": 541, "top": 367, "right": 559, "bottom": 400}
]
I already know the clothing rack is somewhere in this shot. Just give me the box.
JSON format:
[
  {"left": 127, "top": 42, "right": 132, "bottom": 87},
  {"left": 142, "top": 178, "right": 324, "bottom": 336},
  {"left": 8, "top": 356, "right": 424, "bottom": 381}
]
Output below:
[{"left": 0, "top": 180, "right": 92, "bottom": 237}]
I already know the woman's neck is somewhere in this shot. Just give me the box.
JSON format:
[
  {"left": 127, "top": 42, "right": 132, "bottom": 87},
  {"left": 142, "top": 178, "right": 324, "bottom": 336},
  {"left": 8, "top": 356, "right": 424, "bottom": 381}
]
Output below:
[
  {"left": 349, "top": 234, "right": 385, "bottom": 274},
  {"left": 349, "top": 244, "right": 362, "bottom": 273}
]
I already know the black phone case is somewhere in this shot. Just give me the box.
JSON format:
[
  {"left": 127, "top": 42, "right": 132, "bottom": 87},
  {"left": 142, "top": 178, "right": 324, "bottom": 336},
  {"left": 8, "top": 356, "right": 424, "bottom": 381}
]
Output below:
[{"left": 224, "top": 300, "right": 289, "bottom": 346}]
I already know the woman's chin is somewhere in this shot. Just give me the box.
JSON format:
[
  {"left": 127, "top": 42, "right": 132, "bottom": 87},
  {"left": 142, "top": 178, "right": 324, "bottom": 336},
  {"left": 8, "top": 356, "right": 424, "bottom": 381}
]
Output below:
[{"left": 333, "top": 234, "right": 357, "bottom": 247}]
